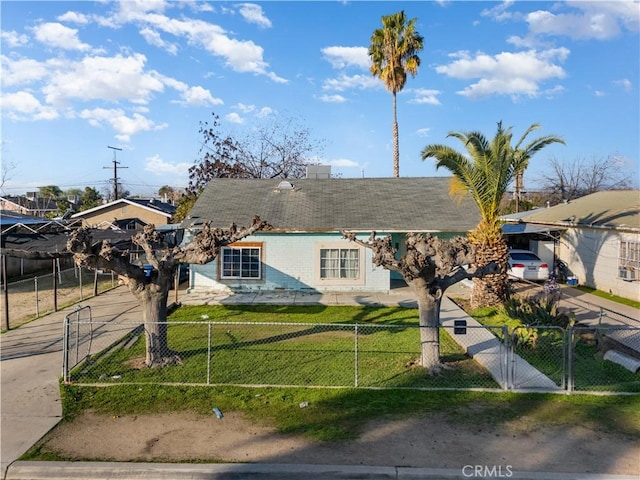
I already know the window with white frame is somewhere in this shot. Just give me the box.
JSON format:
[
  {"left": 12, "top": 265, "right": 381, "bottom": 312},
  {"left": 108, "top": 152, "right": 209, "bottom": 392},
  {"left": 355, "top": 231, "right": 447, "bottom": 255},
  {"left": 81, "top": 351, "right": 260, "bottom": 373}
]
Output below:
[
  {"left": 618, "top": 240, "right": 639, "bottom": 280},
  {"left": 221, "top": 245, "right": 261, "bottom": 279},
  {"left": 319, "top": 248, "right": 360, "bottom": 279}
]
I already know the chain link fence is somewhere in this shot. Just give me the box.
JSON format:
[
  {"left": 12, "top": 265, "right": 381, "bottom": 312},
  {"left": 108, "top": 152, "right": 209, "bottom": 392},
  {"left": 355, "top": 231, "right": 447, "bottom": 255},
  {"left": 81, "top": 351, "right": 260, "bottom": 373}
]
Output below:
[
  {"left": 62, "top": 314, "right": 640, "bottom": 393},
  {"left": 3, "top": 266, "right": 117, "bottom": 329}
]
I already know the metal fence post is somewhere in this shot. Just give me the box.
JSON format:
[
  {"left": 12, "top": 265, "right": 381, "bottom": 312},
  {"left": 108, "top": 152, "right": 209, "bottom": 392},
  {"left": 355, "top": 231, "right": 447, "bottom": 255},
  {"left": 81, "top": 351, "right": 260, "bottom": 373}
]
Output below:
[
  {"left": 62, "top": 316, "right": 70, "bottom": 383},
  {"left": 354, "top": 324, "right": 359, "bottom": 388},
  {"left": 502, "top": 325, "right": 510, "bottom": 390},
  {"left": 207, "top": 323, "right": 212, "bottom": 385},
  {"left": 34, "top": 276, "right": 40, "bottom": 317},
  {"left": 566, "top": 326, "right": 573, "bottom": 394}
]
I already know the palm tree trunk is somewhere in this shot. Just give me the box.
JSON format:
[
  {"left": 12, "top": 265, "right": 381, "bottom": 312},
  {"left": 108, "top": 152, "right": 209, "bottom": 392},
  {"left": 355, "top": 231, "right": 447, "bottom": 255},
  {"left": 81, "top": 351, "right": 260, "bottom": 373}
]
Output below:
[
  {"left": 470, "top": 223, "right": 510, "bottom": 309},
  {"left": 392, "top": 92, "right": 400, "bottom": 178}
]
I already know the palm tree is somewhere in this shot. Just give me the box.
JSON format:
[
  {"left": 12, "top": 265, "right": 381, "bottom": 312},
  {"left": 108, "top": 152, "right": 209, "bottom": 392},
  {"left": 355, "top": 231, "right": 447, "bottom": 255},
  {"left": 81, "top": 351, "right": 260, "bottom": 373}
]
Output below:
[
  {"left": 421, "top": 122, "right": 564, "bottom": 308},
  {"left": 369, "top": 10, "right": 423, "bottom": 178}
]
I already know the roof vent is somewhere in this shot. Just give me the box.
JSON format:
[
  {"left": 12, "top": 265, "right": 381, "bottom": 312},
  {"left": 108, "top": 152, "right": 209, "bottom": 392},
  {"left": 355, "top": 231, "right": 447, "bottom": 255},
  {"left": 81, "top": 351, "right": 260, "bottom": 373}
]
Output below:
[{"left": 277, "top": 180, "right": 295, "bottom": 191}]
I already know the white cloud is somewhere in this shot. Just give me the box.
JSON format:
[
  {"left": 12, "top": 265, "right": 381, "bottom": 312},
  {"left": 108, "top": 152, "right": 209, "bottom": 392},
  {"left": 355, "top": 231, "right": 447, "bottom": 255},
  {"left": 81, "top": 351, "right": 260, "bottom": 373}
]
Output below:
[
  {"left": 256, "top": 107, "right": 274, "bottom": 118},
  {"left": 1, "top": 56, "right": 50, "bottom": 87},
  {"left": 613, "top": 78, "right": 633, "bottom": 92},
  {"left": 31, "top": 22, "right": 91, "bottom": 51},
  {"left": 234, "top": 103, "right": 256, "bottom": 113},
  {"left": 1, "top": 30, "right": 29, "bottom": 48},
  {"left": 409, "top": 88, "right": 441, "bottom": 105},
  {"left": 42, "top": 53, "right": 165, "bottom": 106},
  {"left": 322, "top": 46, "right": 370, "bottom": 70},
  {"left": 104, "top": 4, "right": 285, "bottom": 82},
  {"left": 436, "top": 48, "right": 568, "bottom": 99},
  {"left": 181, "top": 86, "right": 223, "bottom": 106},
  {"left": 416, "top": 128, "right": 431, "bottom": 137},
  {"left": 322, "top": 74, "right": 381, "bottom": 92},
  {"left": 319, "top": 94, "right": 346, "bottom": 103},
  {"left": 79, "top": 108, "right": 167, "bottom": 142},
  {"left": 237, "top": 3, "right": 272, "bottom": 28},
  {"left": 139, "top": 27, "right": 178, "bottom": 55},
  {"left": 225, "top": 112, "right": 245, "bottom": 124},
  {"left": 329, "top": 158, "right": 360, "bottom": 168},
  {"left": 0, "top": 91, "right": 59, "bottom": 120},
  {"left": 144, "top": 154, "right": 191, "bottom": 177},
  {"left": 57, "top": 11, "right": 90, "bottom": 25}
]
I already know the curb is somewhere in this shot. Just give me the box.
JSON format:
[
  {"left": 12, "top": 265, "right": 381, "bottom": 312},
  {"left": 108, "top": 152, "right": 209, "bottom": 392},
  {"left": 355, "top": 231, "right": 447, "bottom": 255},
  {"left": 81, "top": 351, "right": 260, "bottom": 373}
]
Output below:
[{"left": 5, "top": 462, "right": 639, "bottom": 480}]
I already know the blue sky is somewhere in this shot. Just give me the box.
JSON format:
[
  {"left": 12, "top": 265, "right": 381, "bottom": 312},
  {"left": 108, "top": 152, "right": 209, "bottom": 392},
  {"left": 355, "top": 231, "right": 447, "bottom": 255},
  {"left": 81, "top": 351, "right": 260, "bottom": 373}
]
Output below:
[{"left": 2, "top": 1, "right": 639, "bottom": 197}]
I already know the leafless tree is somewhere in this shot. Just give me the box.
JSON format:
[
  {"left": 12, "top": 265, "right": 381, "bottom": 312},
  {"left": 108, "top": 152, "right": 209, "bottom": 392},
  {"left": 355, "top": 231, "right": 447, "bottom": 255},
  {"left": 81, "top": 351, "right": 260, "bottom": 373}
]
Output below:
[
  {"left": 67, "top": 217, "right": 269, "bottom": 367},
  {"left": 537, "top": 155, "right": 634, "bottom": 203},
  {"left": 343, "top": 231, "right": 498, "bottom": 373}
]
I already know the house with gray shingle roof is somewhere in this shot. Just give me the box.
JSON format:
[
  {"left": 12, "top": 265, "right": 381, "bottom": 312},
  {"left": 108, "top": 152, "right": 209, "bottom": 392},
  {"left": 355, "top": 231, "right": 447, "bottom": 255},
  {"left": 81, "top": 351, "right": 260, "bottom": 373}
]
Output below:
[
  {"left": 180, "top": 177, "right": 480, "bottom": 293},
  {"left": 503, "top": 190, "right": 640, "bottom": 301}
]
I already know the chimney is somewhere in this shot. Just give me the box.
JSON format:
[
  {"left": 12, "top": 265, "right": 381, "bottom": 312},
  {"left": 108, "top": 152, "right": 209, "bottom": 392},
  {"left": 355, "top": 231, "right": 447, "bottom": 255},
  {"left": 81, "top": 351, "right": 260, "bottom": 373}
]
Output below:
[{"left": 306, "top": 165, "right": 331, "bottom": 179}]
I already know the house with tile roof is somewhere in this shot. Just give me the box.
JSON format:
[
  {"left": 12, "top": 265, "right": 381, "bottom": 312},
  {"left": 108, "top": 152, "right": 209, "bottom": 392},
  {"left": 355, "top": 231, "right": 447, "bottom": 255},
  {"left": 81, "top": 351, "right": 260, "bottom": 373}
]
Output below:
[
  {"left": 503, "top": 190, "right": 640, "bottom": 301},
  {"left": 180, "top": 177, "right": 481, "bottom": 293},
  {"left": 71, "top": 198, "right": 176, "bottom": 229}
]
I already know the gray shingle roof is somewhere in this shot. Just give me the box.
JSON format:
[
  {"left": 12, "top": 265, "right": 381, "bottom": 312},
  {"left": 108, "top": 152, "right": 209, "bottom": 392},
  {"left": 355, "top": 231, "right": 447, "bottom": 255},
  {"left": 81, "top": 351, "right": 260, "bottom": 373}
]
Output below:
[
  {"left": 184, "top": 177, "right": 481, "bottom": 233},
  {"left": 514, "top": 190, "right": 640, "bottom": 232}
]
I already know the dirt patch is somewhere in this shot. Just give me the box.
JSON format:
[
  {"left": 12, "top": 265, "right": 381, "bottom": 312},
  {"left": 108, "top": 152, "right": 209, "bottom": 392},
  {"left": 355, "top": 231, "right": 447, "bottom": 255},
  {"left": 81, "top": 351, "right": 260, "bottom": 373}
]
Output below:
[{"left": 38, "top": 410, "right": 639, "bottom": 474}]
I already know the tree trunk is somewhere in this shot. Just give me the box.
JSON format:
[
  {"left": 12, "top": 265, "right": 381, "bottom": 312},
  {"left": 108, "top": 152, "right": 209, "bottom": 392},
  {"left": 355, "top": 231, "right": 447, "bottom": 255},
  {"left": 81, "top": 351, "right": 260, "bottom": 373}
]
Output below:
[
  {"left": 471, "top": 236, "right": 510, "bottom": 309},
  {"left": 392, "top": 92, "right": 400, "bottom": 178},
  {"left": 129, "top": 277, "right": 174, "bottom": 367},
  {"left": 409, "top": 278, "right": 442, "bottom": 372}
]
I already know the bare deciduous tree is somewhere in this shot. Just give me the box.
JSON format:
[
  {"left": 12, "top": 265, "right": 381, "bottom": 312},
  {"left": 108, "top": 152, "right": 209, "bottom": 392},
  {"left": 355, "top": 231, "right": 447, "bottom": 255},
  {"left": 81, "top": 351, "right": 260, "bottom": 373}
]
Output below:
[
  {"left": 343, "top": 231, "right": 498, "bottom": 373},
  {"left": 538, "top": 155, "right": 634, "bottom": 203},
  {"left": 67, "top": 217, "right": 270, "bottom": 367}
]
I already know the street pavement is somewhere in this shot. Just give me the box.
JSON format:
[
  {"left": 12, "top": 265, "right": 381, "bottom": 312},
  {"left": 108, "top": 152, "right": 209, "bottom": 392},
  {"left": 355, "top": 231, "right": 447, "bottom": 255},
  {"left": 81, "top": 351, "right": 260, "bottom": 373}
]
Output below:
[{"left": 1, "top": 282, "right": 638, "bottom": 480}]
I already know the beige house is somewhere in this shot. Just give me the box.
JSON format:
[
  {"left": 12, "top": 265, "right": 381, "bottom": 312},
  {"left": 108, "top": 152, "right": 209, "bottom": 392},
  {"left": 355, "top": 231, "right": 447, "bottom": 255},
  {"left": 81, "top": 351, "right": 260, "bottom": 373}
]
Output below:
[
  {"left": 505, "top": 190, "right": 640, "bottom": 301},
  {"left": 71, "top": 198, "right": 175, "bottom": 229}
]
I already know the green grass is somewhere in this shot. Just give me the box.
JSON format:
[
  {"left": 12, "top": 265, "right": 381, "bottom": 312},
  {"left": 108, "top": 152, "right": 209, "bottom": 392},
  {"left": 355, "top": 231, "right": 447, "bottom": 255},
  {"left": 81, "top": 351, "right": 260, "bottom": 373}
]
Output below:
[
  {"left": 71, "top": 305, "right": 498, "bottom": 389},
  {"left": 575, "top": 286, "right": 640, "bottom": 309}
]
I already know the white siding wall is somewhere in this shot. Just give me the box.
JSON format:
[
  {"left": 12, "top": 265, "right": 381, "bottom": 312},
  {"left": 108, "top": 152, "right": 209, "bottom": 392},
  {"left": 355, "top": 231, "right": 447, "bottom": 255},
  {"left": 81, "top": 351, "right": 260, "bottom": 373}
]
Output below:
[
  {"left": 558, "top": 228, "right": 640, "bottom": 301},
  {"left": 188, "top": 232, "right": 390, "bottom": 293}
]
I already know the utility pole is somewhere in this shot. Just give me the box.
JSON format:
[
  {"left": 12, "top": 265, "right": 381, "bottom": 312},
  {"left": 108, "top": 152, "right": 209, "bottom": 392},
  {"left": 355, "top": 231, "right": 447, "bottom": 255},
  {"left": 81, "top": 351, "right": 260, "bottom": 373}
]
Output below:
[{"left": 105, "top": 146, "right": 126, "bottom": 200}]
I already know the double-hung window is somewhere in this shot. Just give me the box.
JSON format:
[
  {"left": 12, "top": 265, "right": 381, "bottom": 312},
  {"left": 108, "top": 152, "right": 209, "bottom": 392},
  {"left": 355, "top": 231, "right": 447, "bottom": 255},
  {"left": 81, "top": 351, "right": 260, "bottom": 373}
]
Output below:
[
  {"left": 619, "top": 241, "right": 639, "bottom": 280},
  {"left": 319, "top": 248, "right": 360, "bottom": 279},
  {"left": 221, "top": 245, "right": 261, "bottom": 279}
]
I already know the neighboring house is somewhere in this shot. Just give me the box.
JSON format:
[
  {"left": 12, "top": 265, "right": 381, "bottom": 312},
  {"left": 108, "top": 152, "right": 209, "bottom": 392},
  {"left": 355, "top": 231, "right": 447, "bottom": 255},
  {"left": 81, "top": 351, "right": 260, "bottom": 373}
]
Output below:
[
  {"left": 0, "top": 193, "right": 60, "bottom": 217},
  {"left": 180, "top": 176, "right": 480, "bottom": 294},
  {"left": 0, "top": 210, "right": 77, "bottom": 276},
  {"left": 71, "top": 198, "right": 176, "bottom": 229},
  {"left": 502, "top": 190, "right": 640, "bottom": 301}
]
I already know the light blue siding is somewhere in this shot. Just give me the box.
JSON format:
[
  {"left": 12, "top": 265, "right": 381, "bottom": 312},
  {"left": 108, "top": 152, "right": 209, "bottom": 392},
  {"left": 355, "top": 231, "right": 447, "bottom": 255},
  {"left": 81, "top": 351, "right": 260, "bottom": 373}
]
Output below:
[{"left": 189, "top": 232, "right": 390, "bottom": 293}]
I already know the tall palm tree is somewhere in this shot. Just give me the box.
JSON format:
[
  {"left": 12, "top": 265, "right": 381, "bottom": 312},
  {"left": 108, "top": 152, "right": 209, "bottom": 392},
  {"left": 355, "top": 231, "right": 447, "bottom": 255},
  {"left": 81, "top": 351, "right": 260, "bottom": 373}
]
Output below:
[
  {"left": 421, "top": 122, "right": 564, "bottom": 308},
  {"left": 369, "top": 10, "right": 423, "bottom": 178}
]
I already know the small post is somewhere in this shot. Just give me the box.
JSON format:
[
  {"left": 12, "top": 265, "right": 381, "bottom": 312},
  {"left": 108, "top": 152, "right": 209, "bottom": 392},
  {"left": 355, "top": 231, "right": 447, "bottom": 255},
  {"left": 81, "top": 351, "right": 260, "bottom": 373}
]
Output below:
[
  {"left": 52, "top": 259, "right": 58, "bottom": 312},
  {"left": 62, "top": 316, "right": 70, "bottom": 382},
  {"left": 2, "top": 255, "right": 9, "bottom": 331},
  {"left": 206, "top": 323, "right": 212, "bottom": 385},
  {"left": 35, "top": 276, "right": 40, "bottom": 317},
  {"left": 93, "top": 269, "right": 99, "bottom": 297},
  {"left": 174, "top": 268, "right": 179, "bottom": 304},
  {"left": 567, "top": 327, "right": 574, "bottom": 393},
  {"left": 354, "top": 324, "right": 359, "bottom": 387}
]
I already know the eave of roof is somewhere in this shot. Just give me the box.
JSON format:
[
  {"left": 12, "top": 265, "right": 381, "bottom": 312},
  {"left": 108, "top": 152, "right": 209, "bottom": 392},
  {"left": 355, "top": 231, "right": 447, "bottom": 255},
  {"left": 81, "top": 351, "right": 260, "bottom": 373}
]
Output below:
[
  {"left": 511, "top": 190, "right": 640, "bottom": 232},
  {"left": 72, "top": 198, "right": 174, "bottom": 219}
]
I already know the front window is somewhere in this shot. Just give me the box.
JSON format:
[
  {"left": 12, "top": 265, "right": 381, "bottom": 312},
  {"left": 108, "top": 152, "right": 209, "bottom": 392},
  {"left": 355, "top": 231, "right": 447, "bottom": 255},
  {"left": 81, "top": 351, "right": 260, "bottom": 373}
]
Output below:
[
  {"left": 222, "top": 246, "right": 261, "bottom": 279},
  {"left": 320, "top": 248, "right": 360, "bottom": 279},
  {"left": 619, "top": 241, "right": 639, "bottom": 280}
]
